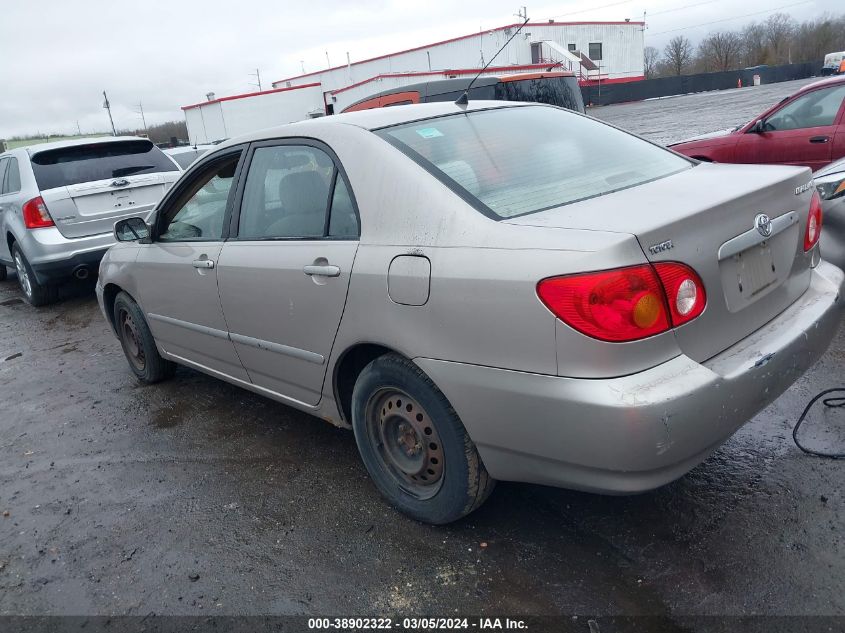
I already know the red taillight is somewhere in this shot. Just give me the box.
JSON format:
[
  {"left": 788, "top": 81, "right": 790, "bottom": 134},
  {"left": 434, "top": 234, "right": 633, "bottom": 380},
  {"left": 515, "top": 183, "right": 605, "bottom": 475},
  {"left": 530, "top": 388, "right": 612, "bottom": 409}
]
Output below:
[
  {"left": 804, "top": 190, "right": 823, "bottom": 252},
  {"left": 537, "top": 262, "right": 706, "bottom": 342},
  {"left": 22, "top": 197, "right": 55, "bottom": 229}
]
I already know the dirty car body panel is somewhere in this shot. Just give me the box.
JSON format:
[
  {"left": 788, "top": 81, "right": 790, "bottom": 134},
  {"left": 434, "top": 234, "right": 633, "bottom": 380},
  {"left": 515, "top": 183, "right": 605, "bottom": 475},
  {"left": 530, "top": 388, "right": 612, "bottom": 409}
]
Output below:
[{"left": 97, "top": 101, "right": 844, "bottom": 498}]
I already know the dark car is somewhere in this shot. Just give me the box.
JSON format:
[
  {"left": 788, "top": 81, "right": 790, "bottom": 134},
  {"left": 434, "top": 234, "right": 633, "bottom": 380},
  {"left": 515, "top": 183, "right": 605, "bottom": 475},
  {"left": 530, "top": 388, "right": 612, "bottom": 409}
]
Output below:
[
  {"left": 342, "top": 72, "right": 585, "bottom": 114},
  {"left": 670, "top": 76, "right": 845, "bottom": 171}
]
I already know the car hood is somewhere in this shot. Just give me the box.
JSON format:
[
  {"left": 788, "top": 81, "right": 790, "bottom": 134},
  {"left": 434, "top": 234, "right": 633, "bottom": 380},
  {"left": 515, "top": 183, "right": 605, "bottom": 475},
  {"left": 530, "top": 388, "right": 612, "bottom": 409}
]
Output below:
[
  {"left": 670, "top": 127, "right": 735, "bottom": 146},
  {"left": 814, "top": 156, "right": 845, "bottom": 178}
]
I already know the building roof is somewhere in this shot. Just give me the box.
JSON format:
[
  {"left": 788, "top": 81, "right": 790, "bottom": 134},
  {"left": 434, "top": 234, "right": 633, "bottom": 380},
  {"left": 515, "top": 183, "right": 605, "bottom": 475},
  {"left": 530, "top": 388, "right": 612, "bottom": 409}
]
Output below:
[
  {"left": 272, "top": 20, "right": 645, "bottom": 86},
  {"left": 181, "top": 82, "right": 321, "bottom": 111}
]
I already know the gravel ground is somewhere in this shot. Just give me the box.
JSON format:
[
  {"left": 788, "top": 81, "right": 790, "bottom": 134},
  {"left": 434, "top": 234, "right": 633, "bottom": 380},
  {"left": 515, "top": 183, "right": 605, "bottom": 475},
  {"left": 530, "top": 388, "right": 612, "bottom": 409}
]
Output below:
[{"left": 0, "top": 81, "right": 844, "bottom": 626}]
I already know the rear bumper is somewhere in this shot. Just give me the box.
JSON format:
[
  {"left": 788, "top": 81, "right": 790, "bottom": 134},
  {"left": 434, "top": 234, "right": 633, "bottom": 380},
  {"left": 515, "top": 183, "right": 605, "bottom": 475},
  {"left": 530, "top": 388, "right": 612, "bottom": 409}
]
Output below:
[
  {"left": 14, "top": 227, "right": 115, "bottom": 284},
  {"left": 416, "top": 261, "right": 844, "bottom": 494}
]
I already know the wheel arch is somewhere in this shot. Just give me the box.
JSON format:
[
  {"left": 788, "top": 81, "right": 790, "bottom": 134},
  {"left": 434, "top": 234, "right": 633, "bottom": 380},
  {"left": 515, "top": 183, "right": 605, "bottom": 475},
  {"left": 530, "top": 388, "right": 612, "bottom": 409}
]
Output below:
[
  {"left": 332, "top": 342, "right": 407, "bottom": 425},
  {"left": 102, "top": 283, "right": 137, "bottom": 335}
]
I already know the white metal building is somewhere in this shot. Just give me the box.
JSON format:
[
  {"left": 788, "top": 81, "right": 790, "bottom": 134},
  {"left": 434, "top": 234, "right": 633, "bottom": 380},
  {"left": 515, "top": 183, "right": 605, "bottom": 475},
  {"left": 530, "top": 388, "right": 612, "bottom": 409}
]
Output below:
[{"left": 183, "top": 20, "right": 644, "bottom": 143}]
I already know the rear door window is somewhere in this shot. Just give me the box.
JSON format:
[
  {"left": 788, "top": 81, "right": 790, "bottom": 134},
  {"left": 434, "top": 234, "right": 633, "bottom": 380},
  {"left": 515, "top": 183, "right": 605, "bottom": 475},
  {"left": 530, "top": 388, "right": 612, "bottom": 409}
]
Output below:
[
  {"left": 237, "top": 144, "right": 359, "bottom": 239},
  {"left": 30, "top": 140, "right": 179, "bottom": 190}
]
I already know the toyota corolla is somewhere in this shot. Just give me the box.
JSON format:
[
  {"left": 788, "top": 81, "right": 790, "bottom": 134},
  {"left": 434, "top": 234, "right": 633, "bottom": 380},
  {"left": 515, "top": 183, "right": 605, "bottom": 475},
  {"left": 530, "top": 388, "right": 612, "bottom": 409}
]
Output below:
[{"left": 96, "top": 102, "right": 843, "bottom": 524}]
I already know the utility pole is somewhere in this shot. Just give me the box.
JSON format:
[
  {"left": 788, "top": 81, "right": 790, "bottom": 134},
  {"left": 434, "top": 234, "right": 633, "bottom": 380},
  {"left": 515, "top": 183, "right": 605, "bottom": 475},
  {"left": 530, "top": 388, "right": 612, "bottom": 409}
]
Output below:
[
  {"left": 248, "top": 68, "right": 262, "bottom": 91},
  {"left": 102, "top": 91, "right": 116, "bottom": 136},
  {"left": 134, "top": 101, "right": 148, "bottom": 135}
]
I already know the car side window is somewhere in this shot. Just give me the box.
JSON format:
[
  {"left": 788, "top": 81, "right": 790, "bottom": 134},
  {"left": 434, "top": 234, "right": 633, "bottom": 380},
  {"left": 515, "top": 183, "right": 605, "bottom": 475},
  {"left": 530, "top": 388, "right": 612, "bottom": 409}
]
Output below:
[
  {"left": 765, "top": 85, "right": 845, "bottom": 131},
  {"left": 4, "top": 158, "right": 21, "bottom": 194},
  {"left": 238, "top": 144, "right": 358, "bottom": 239},
  {"left": 0, "top": 158, "right": 8, "bottom": 195},
  {"left": 158, "top": 153, "right": 240, "bottom": 242}
]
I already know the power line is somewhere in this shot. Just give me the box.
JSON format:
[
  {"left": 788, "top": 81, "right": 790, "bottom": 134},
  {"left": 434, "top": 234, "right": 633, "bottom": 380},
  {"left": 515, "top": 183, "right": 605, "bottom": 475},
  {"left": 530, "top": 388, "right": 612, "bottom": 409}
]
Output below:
[
  {"left": 648, "top": 0, "right": 720, "bottom": 18},
  {"left": 550, "top": 0, "right": 634, "bottom": 20},
  {"left": 648, "top": 0, "right": 813, "bottom": 36}
]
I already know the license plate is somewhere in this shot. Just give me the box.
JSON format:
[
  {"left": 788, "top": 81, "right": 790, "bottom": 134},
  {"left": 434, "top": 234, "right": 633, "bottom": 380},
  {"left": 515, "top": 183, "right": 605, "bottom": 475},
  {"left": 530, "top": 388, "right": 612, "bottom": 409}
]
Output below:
[{"left": 735, "top": 242, "right": 777, "bottom": 298}]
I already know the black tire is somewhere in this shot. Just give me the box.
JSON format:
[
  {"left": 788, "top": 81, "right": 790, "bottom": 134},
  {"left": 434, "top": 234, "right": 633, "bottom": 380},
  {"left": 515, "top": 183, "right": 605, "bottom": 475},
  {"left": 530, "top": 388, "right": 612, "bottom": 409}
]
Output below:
[
  {"left": 0, "top": 265, "right": 7, "bottom": 281},
  {"left": 12, "top": 243, "right": 58, "bottom": 306},
  {"left": 351, "top": 353, "right": 495, "bottom": 524},
  {"left": 113, "top": 291, "right": 176, "bottom": 383}
]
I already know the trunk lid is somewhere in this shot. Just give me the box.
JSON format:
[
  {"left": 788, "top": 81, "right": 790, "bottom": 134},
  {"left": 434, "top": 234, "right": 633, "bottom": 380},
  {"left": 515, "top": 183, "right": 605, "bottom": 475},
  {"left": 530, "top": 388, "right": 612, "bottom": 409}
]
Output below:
[
  {"left": 505, "top": 162, "right": 816, "bottom": 362},
  {"left": 41, "top": 173, "right": 177, "bottom": 238}
]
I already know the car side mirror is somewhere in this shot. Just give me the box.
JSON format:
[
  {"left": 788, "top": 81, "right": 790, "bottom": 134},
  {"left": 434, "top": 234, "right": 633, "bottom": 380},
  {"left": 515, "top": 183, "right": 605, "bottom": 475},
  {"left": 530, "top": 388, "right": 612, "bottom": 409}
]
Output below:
[
  {"left": 750, "top": 119, "right": 765, "bottom": 133},
  {"left": 114, "top": 217, "right": 151, "bottom": 243}
]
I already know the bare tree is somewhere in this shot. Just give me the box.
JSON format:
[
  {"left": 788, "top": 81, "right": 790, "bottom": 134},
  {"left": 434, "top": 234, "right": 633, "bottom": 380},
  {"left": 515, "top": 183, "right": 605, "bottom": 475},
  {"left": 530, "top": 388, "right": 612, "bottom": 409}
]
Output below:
[
  {"left": 644, "top": 46, "right": 661, "bottom": 79},
  {"left": 698, "top": 31, "right": 743, "bottom": 72},
  {"left": 741, "top": 21, "right": 768, "bottom": 66},
  {"left": 664, "top": 36, "right": 693, "bottom": 76},
  {"left": 764, "top": 12, "right": 797, "bottom": 64}
]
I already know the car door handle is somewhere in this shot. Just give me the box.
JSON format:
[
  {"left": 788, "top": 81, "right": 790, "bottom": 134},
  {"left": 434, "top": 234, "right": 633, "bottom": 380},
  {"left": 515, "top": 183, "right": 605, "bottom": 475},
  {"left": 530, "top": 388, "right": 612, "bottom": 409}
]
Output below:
[
  {"left": 809, "top": 136, "right": 830, "bottom": 143},
  {"left": 192, "top": 259, "right": 215, "bottom": 269},
  {"left": 303, "top": 264, "right": 340, "bottom": 277}
]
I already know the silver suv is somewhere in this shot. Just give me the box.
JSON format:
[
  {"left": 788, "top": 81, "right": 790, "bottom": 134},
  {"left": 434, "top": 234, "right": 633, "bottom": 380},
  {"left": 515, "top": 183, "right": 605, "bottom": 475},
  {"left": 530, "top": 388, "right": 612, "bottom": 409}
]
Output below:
[{"left": 0, "top": 137, "right": 180, "bottom": 305}]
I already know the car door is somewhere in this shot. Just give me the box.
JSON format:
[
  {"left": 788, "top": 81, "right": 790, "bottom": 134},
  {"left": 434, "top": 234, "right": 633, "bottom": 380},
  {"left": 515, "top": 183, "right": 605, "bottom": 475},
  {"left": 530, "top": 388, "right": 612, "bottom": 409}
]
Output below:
[
  {"left": 133, "top": 147, "right": 250, "bottom": 381},
  {"left": 734, "top": 84, "right": 845, "bottom": 169},
  {"left": 216, "top": 140, "right": 360, "bottom": 406}
]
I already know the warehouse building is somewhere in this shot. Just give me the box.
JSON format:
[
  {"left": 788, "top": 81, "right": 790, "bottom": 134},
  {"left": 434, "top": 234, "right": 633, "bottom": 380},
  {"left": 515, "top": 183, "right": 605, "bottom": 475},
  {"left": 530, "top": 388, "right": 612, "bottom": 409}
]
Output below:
[{"left": 183, "top": 20, "right": 644, "bottom": 144}]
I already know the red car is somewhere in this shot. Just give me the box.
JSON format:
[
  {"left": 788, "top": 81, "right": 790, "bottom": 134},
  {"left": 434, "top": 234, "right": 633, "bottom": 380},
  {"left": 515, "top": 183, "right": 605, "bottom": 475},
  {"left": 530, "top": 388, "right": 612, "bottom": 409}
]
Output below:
[{"left": 670, "top": 76, "right": 845, "bottom": 170}]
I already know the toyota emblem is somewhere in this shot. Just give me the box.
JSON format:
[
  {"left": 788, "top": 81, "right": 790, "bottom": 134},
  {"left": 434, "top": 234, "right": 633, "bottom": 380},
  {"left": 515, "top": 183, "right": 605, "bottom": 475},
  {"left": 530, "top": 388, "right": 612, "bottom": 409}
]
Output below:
[{"left": 754, "top": 213, "right": 773, "bottom": 237}]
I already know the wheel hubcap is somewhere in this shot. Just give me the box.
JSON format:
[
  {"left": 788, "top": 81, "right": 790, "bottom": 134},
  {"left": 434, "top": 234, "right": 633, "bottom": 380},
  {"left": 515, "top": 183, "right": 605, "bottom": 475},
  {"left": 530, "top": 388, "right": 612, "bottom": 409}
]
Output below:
[
  {"left": 14, "top": 252, "right": 32, "bottom": 298},
  {"left": 366, "top": 389, "right": 445, "bottom": 499},
  {"left": 119, "top": 309, "right": 146, "bottom": 371}
]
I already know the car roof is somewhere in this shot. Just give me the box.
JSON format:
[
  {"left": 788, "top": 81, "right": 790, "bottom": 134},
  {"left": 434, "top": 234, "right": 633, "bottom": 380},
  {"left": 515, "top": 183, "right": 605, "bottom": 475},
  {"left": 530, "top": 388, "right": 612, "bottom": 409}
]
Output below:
[
  {"left": 797, "top": 75, "right": 845, "bottom": 93},
  {"left": 215, "top": 100, "right": 535, "bottom": 150},
  {"left": 23, "top": 136, "right": 152, "bottom": 156},
  {"left": 345, "top": 72, "right": 575, "bottom": 110},
  {"left": 164, "top": 145, "right": 215, "bottom": 155}
]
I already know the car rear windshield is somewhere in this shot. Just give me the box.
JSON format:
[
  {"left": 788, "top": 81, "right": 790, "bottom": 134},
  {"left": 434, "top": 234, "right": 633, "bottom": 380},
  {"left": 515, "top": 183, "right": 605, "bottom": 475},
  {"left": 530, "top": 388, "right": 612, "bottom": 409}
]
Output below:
[
  {"left": 30, "top": 140, "right": 178, "bottom": 190},
  {"left": 375, "top": 106, "right": 691, "bottom": 219}
]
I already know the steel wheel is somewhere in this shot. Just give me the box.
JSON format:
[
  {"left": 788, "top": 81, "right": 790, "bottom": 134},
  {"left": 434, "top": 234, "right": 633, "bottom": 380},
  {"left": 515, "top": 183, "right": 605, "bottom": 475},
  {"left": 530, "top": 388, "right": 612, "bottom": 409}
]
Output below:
[
  {"left": 118, "top": 307, "right": 146, "bottom": 372},
  {"left": 365, "top": 388, "right": 445, "bottom": 500},
  {"left": 14, "top": 251, "right": 32, "bottom": 299}
]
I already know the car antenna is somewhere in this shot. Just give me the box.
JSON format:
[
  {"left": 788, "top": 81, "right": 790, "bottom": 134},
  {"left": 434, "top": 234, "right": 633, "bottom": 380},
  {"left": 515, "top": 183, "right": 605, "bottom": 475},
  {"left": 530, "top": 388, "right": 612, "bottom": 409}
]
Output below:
[{"left": 455, "top": 15, "right": 530, "bottom": 107}]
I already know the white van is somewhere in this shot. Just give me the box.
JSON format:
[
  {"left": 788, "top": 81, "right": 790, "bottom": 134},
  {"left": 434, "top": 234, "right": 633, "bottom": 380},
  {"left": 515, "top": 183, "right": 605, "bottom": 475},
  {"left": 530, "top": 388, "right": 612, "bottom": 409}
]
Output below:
[{"left": 823, "top": 51, "right": 845, "bottom": 76}]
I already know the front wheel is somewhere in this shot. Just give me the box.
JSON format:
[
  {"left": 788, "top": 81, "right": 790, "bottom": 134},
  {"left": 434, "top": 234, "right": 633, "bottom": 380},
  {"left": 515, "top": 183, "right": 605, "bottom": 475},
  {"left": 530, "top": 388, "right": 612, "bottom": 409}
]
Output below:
[
  {"left": 12, "top": 244, "right": 58, "bottom": 306},
  {"left": 351, "top": 354, "right": 495, "bottom": 524},
  {"left": 113, "top": 291, "right": 176, "bottom": 383}
]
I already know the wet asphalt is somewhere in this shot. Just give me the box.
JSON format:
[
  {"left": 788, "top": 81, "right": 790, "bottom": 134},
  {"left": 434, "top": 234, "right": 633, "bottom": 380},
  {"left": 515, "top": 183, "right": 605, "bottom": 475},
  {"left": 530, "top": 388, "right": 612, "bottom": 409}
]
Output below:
[{"left": 1, "top": 81, "right": 844, "bottom": 622}]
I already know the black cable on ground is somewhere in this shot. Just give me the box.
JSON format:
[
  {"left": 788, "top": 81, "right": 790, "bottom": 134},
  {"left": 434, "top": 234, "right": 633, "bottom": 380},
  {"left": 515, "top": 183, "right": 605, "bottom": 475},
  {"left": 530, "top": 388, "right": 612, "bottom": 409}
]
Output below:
[{"left": 793, "top": 388, "right": 845, "bottom": 459}]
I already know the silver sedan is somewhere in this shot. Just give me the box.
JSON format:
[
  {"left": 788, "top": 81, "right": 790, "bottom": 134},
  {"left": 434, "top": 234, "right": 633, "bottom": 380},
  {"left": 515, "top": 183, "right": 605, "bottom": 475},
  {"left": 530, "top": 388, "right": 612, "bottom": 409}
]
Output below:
[{"left": 96, "top": 102, "right": 844, "bottom": 524}]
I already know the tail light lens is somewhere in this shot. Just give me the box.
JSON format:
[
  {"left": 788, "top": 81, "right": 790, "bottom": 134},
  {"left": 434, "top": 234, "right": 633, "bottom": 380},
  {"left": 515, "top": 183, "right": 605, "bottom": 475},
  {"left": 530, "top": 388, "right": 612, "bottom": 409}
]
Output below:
[
  {"left": 804, "top": 190, "right": 823, "bottom": 252},
  {"left": 653, "top": 262, "right": 707, "bottom": 326},
  {"left": 537, "top": 262, "right": 706, "bottom": 342},
  {"left": 22, "top": 197, "right": 55, "bottom": 229}
]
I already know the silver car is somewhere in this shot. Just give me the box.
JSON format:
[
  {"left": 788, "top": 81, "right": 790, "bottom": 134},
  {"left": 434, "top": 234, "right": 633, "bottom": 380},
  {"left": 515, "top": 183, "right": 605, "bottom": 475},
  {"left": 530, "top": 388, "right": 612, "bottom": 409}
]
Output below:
[
  {"left": 814, "top": 156, "right": 845, "bottom": 269},
  {"left": 96, "top": 102, "right": 844, "bottom": 524},
  {"left": 0, "top": 137, "right": 180, "bottom": 305}
]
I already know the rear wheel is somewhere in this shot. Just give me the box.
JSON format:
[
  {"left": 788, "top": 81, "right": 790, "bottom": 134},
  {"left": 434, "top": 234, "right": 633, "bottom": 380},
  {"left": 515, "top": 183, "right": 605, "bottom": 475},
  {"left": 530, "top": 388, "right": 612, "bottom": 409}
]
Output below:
[
  {"left": 12, "top": 244, "right": 58, "bottom": 306},
  {"left": 113, "top": 291, "right": 176, "bottom": 383},
  {"left": 351, "top": 354, "right": 495, "bottom": 524}
]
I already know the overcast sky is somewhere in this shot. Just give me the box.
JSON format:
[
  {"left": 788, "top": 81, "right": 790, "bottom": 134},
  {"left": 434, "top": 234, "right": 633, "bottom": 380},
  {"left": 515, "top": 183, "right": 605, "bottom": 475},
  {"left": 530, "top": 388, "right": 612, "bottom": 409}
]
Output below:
[{"left": 0, "top": 0, "right": 839, "bottom": 138}]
